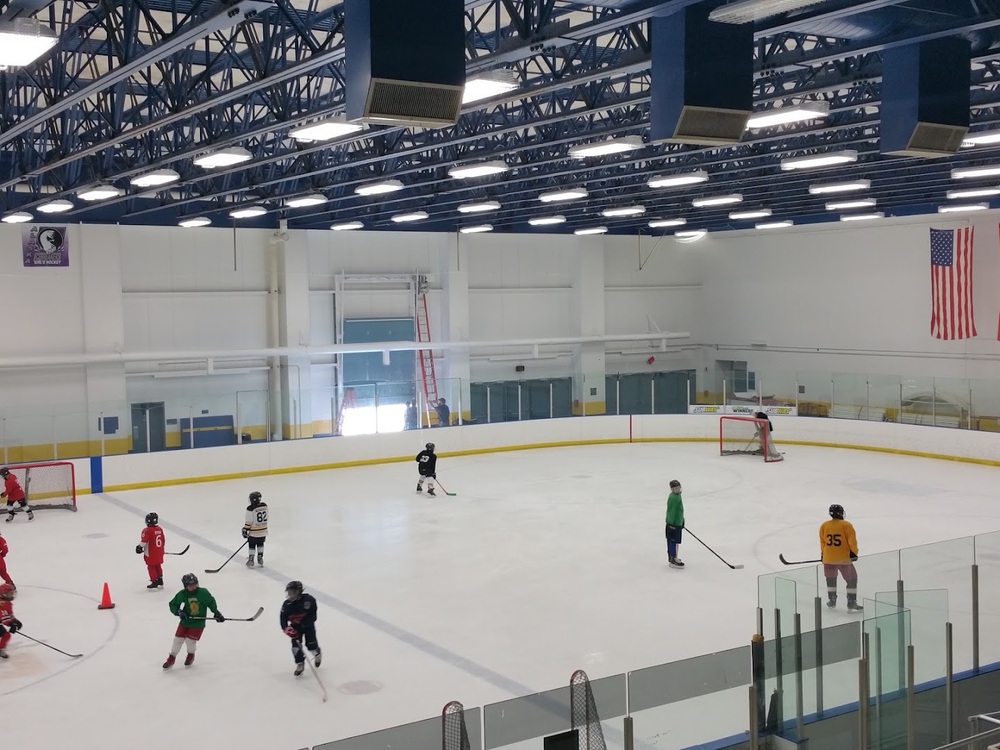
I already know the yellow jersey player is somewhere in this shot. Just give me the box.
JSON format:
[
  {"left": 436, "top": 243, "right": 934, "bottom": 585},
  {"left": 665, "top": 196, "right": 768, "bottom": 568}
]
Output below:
[{"left": 819, "top": 504, "right": 862, "bottom": 612}]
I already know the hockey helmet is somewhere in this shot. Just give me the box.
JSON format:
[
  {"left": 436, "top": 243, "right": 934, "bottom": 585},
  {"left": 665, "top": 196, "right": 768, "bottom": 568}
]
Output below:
[
  {"left": 829, "top": 504, "right": 845, "bottom": 520},
  {"left": 425, "top": 442, "right": 435, "bottom": 451},
  {"left": 669, "top": 479, "right": 681, "bottom": 489},
  {"left": 181, "top": 573, "right": 199, "bottom": 588},
  {"left": 145, "top": 512, "right": 158, "bottom": 526},
  {"left": 285, "top": 580, "right": 304, "bottom": 599},
  {"left": 0, "top": 583, "right": 15, "bottom": 600},
  {"left": 0, "top": 468, "right": 8, "bottom": 478},
  {"left": 248, "top": 491, "right": 262, "bottom": 505}
]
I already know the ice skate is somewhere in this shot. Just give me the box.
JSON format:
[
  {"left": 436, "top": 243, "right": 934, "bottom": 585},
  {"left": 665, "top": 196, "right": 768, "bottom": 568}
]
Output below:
[
  {"left": 669, "top": 556, "right": 685, "bottom": 569},
  {"left": 416, "top": 483, "right": 423, "bottom": 493},
  {"left": 427, "top": 487, "right": 436, "bottom": 497},
  {"left": 26, "top": 510, "right": 33, "bottom": 521},
  {"left": 313, "top": 650, "right": 322, "bottom": 667},
  {"left": 147, "top": 580, "right": 159, "bottom": 589},
  {"left": 246, "top": 556, "right": 255, "bottom": 568},
  {"left": 294, "top": 662, "right": 305, "bottom": 676},
  {"left": 847, "top": 599, "right": 863, "bottom": 613},
  {"left": 0, "top": 648, "right": 8, "bottom": 659},
  {"left": 257, "top": 553, "right": 264, "bottom": 567},
  {"left": 4, "top": 514, "right": 12, "bottom": 523},
  {"left": 162, "top": 654, "right": 176, "bottom": 669},
  {"left": 827, "top": 596, "right": 837, "bottom": 609},
  {"left": 184, "top": 652, "right": 195, "bottom": 666},
  {"left": 155, "top": 578, "right": 163, "bottom": 588}
]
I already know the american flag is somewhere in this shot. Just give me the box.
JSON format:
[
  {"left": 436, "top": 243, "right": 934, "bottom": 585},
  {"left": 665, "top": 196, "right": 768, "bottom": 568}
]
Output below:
[{"left": 929, "top": 227, "right": 977, "bottom": 340}]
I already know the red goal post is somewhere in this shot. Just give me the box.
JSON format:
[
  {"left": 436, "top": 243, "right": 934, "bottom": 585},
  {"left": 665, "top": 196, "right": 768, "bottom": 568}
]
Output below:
[
  {"left": 4, "top": 461, "right": 77, "bottom": 511},
  {"left": 719, "top": 416, "right": 783, "bottom": 462}
]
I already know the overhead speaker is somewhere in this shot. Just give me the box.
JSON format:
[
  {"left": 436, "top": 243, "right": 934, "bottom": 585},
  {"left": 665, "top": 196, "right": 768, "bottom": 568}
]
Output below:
[
  {"left": 345, "top": 0, "right": 465, "bottom": 128},
  {"left": 650, "top": 5, "right": 753, "bottom": 145},
  {"left": 881, "top": 37, "right": 970, "bottom": 158}
]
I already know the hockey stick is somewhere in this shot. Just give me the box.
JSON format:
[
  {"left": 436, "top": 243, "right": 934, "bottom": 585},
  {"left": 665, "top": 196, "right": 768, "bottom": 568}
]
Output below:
[
  {"left": 434, "top": 478, "right": 457, "bottom": 497},
  {"left": 204, "top": 540, "right": 248, "bottom": 573},
  {"left": 191, "top": 606, "right": 265, "bottom": 623},
  {"left": 15, "top": 631, "right": 83, "bottom": 658},
  {"left": 685, "top": 528, "right": 744, "bottom": 570},
  {"left": 299, "top": 643, "right": 328, "bottom": 702},
  {"left": 779, "top": 554, "right": 822, "bottom": 566},
  {"left": 165, "top": 545, "right": 191, "bottom": 556}
]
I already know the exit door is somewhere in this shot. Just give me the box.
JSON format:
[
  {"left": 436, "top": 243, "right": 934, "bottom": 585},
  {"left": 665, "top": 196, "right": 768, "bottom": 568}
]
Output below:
[{"left": 131, "top": 402, "right": 167, "bottom": 453}]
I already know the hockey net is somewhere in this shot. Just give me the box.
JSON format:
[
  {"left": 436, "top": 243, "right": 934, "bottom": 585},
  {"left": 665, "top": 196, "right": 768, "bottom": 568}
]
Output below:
[
  {"left": 4, "top": 461, "right": 77, "bottom": 511},
  {"left": 719, "top": 416, "right": 783, "bottom": 462},
  {"left": 571, "top": 670, "right": 607, "bottom": 750},
  {"left": 442, "top": 701, "right": 472, "bottom": 750}
]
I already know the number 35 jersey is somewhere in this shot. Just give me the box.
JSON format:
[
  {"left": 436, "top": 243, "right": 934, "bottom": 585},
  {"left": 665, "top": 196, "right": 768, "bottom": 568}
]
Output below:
[
  {"left": 819, "top": 518, "right": 858, "bottom": 564},
  {"left": 244, "top": 502, "right": 269, "bottom": 538}
]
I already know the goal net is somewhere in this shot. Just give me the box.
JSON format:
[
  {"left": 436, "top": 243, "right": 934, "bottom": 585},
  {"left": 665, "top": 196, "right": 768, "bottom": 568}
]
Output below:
[
  {"left": 4, "top": 461, "right": 77, "bottom": 511},
  {"left": 719, "top": 416, "right": 783, "bottom": 462}
]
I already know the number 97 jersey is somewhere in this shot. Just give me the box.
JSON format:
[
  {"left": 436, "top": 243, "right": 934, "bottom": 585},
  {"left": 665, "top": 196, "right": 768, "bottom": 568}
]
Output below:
[
  {"left": 244, "top": 502, "right": 269, "bottom": 538},
  {"left": 819, "top": 518, "right": 858, "bottom": 564}
]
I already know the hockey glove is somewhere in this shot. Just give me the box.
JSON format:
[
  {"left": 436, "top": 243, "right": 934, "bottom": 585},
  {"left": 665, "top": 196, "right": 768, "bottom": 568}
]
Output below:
[
  {"left": 850, "top": 552, "right": 858, "bottom": 562},
  {"left": 8, "top": 619, "right": 21, "bottom": 633},
  {"left": 241, "top": 528, "right": 249, "bottom": 539},
  {"left": 284, "top": 626, "right": 299, "bottom": 638},
  {"left": 135, "top": 545, "right": 144, "bottom": 554},
  {"left": 174, "top": 609, "right": 186, "bottom": 619},
  {"left": 214, "top": 612, "right": 225, "bottom": 623}
]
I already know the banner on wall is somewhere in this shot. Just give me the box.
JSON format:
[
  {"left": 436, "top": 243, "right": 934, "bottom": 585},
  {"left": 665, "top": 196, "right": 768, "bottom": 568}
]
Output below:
[
  {"left": 687, "top": 404, "right": 798, "bottom": 416},
  {"left": 22, "top": 225, "right": 69, "bottom": 267}
]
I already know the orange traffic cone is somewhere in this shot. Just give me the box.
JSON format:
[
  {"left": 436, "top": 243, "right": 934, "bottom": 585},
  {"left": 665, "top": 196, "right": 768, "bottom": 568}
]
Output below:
[{"left": 97, "top": 582, "right": 115, "bottom": 610}]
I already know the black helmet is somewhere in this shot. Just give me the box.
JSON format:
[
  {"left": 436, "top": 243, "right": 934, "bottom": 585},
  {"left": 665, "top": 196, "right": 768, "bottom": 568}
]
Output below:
[
  {"left": 285, "top": 580, "right": 304, "bottom": 597},
  {"left": 249, "top": 491, "right": 262, "bottom": 504},
  {"left": 181, "top": 573, "right": 199, "bottom": 587},
  {"left": 669, "top": 479, "right": 681, "bottom": 489},
  {"left": 829, "top": 504, "right": 845, "bottom": 519},
  {"left": 425, "top": 442, "right": 435, "bottom": 451},
  {"left": 0, "top": 468, "right": 8, "bottom": 478},
  {"left": 145, "top": 512, "right": 159, "bottom": 526}
]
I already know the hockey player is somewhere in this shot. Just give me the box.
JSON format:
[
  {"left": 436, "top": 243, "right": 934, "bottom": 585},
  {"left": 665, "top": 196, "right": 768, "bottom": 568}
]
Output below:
[
  {"left": 415, "top": 443, "right": 438, "bottom": 496},
  {"left": 0, "top": 530, "right": 13, "bottom": 589},
  {"left": 280, "top": 580, "right": 321, "bottom": 676},
  {"left": 0, "top": 583, "right": 21, "bottom": 659},
  {"left": 0, "top": 468, "right": 32, "bottom": 523},
  {"left": 666, "top": 479, "right": 685, "bottom": 568},
  {"left": 163, "top": 573, "right": 225, "bottom": 668},
  {"left": 754, "top": 411, "right": 782, "bottom": 460},
  {"left": 136, "top": 512, "right": 165, "bottom": 589},
  {"left": 242, "top": 491, "right": 268, "bottom": 567},
  {"left": 820, "top": 504, "right": 862, "bottom": 612}
]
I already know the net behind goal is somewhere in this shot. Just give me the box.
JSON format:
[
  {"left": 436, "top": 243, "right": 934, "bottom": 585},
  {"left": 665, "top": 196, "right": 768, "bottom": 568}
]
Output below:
[
  {"left": 719, "top": 416, "right": 783, "bottom": 462},
  {"left": 5, "top": 462, "right": 77, "bottom": 511}
]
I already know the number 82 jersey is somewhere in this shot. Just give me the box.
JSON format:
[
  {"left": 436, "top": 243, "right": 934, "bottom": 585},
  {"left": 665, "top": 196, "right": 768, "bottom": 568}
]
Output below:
[{"left": 244, "top": 502, "right": 269, "bottom": 538}]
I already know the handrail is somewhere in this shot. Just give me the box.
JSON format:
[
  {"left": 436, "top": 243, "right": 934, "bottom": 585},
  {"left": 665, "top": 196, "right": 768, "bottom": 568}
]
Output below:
[{"left": 932, "top": 722, "right": 1000, "bottom": 750}]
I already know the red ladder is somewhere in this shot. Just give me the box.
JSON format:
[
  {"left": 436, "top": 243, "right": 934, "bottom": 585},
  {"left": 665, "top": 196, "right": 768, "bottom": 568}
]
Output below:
[
  {"left": 415, "top": 293, "right": 439, "bottom": 417},
  {"left": 335, "top": 387, "right": 357, "bottom": 436}
]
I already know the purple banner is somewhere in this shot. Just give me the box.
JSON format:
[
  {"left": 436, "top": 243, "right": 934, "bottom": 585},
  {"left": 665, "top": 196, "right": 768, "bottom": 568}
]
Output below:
[{"left": 22, "top": 225, "right": 69, "bottom": 267}]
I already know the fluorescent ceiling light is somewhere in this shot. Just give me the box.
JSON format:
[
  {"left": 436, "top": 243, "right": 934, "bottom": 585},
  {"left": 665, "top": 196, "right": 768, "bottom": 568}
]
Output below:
[
  {"left": 938, "top": 203, "right": 989, "bottom": 213},
  {"left": 946, "top": 187, "right": 1000, "bottom": 199},
  {"left": 179, "top": 217, "right": 211, "bottom": 228},
  {"left": 448, "top": 161, "right": 508, "bottom": 179},
  {"left": 77, "top": 184, "right": 122, "bottom": 201},
  {"left": 569, "top": 136, "right": 644, "bottom": 159},
  {"left": 808, "top": 179, "right": 871, "bottom": 195},
  {"left": 675, "top": 229, "right": 707, "bottom": 242},
  {"left": 1, "top": 211, "right": 32, "bottom": 224},
  {"left": 648, "top": 218, "right": 687, "bottom": 229},
  {"left": 0, "top": 19, "right": 58, "bottom": 67},
  {"left": 462, "top": 70, "right": 518, "bottom": 104},
  {"left": 538, "top": 188, "right": 588, "bottom": 203},
  {"left": 825, "top": 198, "right": 877, "bottom": 211},
  {"left": 459, "top": 224, "right": 494, "bottom": 234},
  {"left": 709, "top": 0, "right": 828, "bottom": 24},
  {"left": 575, "top": 226, "right": 608, "bottom": 236},
  {"left": 331, "top": 221, "right": 363, "bottom": 231},
  {"left": 840, "top": 212, "right": 884, "bottom": 222},
  {"left": 285, "top": 193, "right": 327, "bottom": 208},
  {"left": 692, "top": 193, "right": 743, "bottom": 208},
  {"left": 962, "top": 131, "right": 1000, "bottom": 147},
  {"left": 746, "top": 102, "right": 830, "bottom": 129},
  {"left": 529, "top": 215, "right": 566, "bottom": 226},
  {"left": 130, "top": 169, "right": 180, "bottom": 188},
  {"left": 602, "top": 205, "right": 646, "bottom": 217},
  {"left": 729, "top": 209, "right": 772, "bottom": 220},
  {"left": 457, "top": 201, "right": 501, "bottom": 214},
  {"left": 781, "top": 150, "right": 858, "bottom": 171},
  {"left": 755, "top": 221, "right": 793, "bottom": 229},
  {"left": 648, "top": 171, "right": 709, "bottom": 189},
  {"left": 289, "top": 118, "right": 363, "bottom": 142},
  {"left": 37, "top": 199, "right": 73, "bottom": 214},
  {"left": 951, "top": 165, "right": 1000, "bottom": 180},
  {"left": 194, "top": 147, "right": 252, "bottom": 169},
  {"left": 229, "top": 205, "right": 267, "bottom": 219},
  {"left": 355, "top": 180, "right": 404, "bottom": 196},
  {"left": 391, "top": 211, "right": 429, "bottom": 223}
]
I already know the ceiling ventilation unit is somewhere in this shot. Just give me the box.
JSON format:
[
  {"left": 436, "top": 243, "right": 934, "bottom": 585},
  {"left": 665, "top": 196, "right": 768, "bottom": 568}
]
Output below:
[{"left": 709, "top": 0, "right": 829, "bottom": 24}]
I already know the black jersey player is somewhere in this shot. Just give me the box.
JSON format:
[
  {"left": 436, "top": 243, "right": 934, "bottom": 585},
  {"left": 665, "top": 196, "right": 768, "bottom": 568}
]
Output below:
[
  {"left": 415, "top": 442, "right": 438, "bottom": 496},
  {"left": 280, "top": 580, "right": 320, "bottom": 676}
]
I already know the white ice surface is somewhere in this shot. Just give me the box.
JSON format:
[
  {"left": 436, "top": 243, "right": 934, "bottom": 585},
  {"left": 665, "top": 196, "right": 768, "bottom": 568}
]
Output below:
[{"left": 2, "top": 441, "right": 998, "bottom": 750}]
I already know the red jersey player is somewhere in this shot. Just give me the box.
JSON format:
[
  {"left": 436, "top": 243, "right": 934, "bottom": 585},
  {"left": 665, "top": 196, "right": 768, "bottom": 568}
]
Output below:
[
  {"left": 136, "top": 512, "right": 165, "bottom": 589},
  {"left": 0, "top": 530, "right": 13, "bottom": 589},
  {"left": 0, "top": 583, "right": 21, "bottom": 659},
  {"left": 0, "top": 468, "right": 33, "bottom": 523}
]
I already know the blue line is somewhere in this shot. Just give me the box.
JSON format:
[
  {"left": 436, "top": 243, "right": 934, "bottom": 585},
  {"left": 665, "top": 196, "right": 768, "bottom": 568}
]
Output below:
[{"left": 100, "top": 492, "right": 534, "bottom": 697}]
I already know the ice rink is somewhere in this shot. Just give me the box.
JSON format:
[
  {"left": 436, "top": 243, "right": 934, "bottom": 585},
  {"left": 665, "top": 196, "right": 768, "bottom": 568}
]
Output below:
[{"left": 2, "top": 438, "right": 998, "bottom": 750}]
